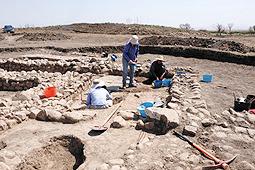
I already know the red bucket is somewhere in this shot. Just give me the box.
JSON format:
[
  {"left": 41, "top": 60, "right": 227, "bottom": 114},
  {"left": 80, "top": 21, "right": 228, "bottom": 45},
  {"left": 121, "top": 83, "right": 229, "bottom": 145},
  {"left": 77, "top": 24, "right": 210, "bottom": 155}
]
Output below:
[{"left": 44, "top": 86, "right": 57, "bottom": 98}]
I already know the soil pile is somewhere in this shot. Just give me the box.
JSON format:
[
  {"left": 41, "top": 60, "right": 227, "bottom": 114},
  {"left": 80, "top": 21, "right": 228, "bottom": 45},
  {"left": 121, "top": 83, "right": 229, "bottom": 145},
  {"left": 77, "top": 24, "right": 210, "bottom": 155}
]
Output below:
[
  {"left": 17, "top": 32, "right": 71, "bottom": 41},
  {"left": 62, "top": 23, "right": 208, "bottom": 37},
  {"left": 140, "top": 36, "right": 254, "bottom": 53}
]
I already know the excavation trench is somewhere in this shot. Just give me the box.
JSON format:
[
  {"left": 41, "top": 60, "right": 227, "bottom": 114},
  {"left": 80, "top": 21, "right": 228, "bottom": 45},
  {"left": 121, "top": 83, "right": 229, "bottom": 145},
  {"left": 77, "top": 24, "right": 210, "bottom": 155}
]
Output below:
[
  {"left": 0, "top": 45, "right": 255, "bottom": 66},
  {"left": 16, "top": 135, "right": 85, "bottom": 170}
]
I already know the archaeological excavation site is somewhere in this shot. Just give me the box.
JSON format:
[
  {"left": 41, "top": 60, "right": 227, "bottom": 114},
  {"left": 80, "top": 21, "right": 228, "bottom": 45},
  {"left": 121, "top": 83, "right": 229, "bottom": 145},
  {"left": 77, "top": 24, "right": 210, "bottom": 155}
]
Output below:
[{"left": 0, "top": 23, "right": 254, "bottom": 170}]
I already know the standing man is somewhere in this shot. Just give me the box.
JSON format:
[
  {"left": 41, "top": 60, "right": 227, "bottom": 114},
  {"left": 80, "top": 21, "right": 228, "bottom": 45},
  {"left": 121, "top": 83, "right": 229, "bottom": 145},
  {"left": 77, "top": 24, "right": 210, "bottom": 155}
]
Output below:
[{"left": 122, "top": 35, "right": 139, "bottom": 88}]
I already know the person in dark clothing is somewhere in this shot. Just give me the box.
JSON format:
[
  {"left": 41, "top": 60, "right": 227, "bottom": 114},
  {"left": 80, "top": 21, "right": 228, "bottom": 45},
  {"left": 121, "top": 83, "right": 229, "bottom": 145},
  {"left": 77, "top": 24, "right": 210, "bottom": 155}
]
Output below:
[{"left": 144, "top": 56, "right": 168, "bottom": 85}]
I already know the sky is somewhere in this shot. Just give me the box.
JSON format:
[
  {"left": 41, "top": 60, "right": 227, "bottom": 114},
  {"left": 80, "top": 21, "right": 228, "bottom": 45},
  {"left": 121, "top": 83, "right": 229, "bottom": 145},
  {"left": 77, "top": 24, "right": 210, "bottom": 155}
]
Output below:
[{"left": 1, "top": 0, "right": 254, "bottom": 30}]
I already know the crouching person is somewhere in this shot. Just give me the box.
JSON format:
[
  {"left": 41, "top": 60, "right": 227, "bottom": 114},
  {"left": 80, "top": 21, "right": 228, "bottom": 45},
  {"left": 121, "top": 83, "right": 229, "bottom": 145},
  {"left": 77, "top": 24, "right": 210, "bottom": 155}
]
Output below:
[
  {"left": 86, "top": 80, "right": 112, "bottom": 109},
  {"left": 144, "top": 56, "right": 170, "bottom": 85}
]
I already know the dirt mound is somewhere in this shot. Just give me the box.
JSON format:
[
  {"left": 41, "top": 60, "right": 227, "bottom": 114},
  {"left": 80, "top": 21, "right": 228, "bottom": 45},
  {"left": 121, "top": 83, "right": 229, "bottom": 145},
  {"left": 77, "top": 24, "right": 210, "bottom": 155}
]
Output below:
[
  {"left": 140, "top": 36, "right": 254, "bottom": 53},
  {"left": 17, "top": 135, "right": 85, "bottom": 170},
  {"left": 17, "top": 32, "right": 71, "bottom": 41},
  {"left": 59, "top": 23, "right": 208, "bottom": 37}
]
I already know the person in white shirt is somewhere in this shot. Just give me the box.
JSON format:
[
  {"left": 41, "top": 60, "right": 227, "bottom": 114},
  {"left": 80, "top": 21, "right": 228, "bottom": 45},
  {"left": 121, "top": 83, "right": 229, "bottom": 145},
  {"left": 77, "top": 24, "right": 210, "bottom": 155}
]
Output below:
[{"left": 86, "top": 80, "right": 112, "bottom": 109}]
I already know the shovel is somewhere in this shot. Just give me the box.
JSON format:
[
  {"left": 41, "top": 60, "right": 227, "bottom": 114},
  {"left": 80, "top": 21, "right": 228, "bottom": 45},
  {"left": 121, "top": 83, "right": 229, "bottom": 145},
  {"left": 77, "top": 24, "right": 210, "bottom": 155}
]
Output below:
[
  {"left": 91, "top": 100, "right": 123, "bottom": 132},
  {"left": 173, "top": 131, "right": 237, "bottom": 170}
]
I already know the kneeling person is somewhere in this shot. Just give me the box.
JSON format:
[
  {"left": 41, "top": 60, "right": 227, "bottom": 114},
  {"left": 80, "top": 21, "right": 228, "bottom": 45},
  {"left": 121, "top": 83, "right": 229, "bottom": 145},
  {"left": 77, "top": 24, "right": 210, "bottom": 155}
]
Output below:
[
  {"left": 86, "top": 80, "right": 112, "bottom": 109},
  {"left": 147, "top": 56, "right": 168, "bottom": 84}
]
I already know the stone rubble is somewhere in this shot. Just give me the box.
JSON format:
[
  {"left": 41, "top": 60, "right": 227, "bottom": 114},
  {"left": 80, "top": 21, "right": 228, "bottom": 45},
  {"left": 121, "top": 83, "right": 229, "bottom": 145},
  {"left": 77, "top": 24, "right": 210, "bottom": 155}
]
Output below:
[
  {"left": 0, "top": 55, "right": 157, "bottom": 133},
  {"left": 0, "top": 68, "right": 93, "bottom": 132},
  {"left": 120, "top": 66, "right": 255, "bottom": 170},
  {"left": 0, "top": 57, "right": 255, "bottom": 170}
]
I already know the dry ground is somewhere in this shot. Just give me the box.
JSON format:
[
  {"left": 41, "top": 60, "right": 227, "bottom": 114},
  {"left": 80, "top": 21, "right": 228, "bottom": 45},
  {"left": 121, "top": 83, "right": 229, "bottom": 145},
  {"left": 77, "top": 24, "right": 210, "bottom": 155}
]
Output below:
[{"left": 0, "top": 24, "right": 254, "bottom": 170}]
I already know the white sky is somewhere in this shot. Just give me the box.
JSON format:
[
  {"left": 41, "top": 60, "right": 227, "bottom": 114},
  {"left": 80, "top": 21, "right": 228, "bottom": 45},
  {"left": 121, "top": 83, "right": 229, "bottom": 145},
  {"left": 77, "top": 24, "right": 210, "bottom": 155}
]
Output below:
[{"left": 1, "top": 0, "right": 254, "bottom": 30}]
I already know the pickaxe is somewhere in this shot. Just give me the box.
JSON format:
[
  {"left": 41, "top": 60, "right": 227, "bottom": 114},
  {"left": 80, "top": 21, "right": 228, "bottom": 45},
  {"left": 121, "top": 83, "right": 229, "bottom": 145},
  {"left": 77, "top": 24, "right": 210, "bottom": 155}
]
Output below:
[{"left": 173, "top": 131, "right": 237, "bottom": 170}]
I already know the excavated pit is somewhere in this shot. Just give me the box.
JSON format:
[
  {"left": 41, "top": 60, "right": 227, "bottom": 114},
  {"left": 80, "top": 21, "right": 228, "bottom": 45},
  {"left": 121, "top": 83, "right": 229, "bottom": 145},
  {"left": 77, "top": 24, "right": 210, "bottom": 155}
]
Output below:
[{"left": 16, "top": 135, "right": 85, "bottom": 170}]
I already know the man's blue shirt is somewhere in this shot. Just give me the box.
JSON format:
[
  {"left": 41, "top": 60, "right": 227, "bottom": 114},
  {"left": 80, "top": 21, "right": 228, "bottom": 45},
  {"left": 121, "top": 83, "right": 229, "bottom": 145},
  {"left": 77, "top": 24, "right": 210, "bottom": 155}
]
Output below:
[{"left": 123, "top": 42, "right": 139, "bottom": 62}]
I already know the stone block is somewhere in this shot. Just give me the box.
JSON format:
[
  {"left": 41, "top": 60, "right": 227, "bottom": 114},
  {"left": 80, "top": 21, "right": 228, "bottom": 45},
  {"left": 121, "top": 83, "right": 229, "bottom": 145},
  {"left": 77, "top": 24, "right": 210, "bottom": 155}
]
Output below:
[
  {"left": 183, "top": 125, "right": 197, "bottom": 137},
  {"left": 62, "top": 111, "right": 83, "bottom": 124},
  {"left": 47, "top": 109, "right": 63, "bottom": 122},
  {"left": 111, "top": 116, "right": 127, "bottom": 128},
  {"left": 118, "top": 110, "right": 134, "bottom": 120},
  {"left": 202, "top": 119, "right": 213, "bottom": 127}
]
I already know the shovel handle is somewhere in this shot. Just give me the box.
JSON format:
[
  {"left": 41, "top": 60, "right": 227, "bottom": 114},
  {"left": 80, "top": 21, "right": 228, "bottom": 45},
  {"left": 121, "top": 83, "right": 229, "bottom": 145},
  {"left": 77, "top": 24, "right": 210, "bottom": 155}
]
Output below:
[
  {"left": 101, "top": 100, "right": 123, "bottom": 127},
  {"left": 192, "top": 143, "right": 220, "bottom": 162},
  {"left": 173, "top": 131, "right": 219, "bottom": 162}
]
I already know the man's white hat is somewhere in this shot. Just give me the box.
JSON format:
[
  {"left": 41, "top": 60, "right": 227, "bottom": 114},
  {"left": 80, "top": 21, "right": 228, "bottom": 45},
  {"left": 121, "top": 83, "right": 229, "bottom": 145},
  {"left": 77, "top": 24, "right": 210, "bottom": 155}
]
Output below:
[
  {"left": 130, "top": 35, "right": 139, "bottom": 45},
  {"left": 97, "top": 80, "right": 106, "bottom": 87},
  {"left": 155, "top": 56, "right": 165, "bottom": 61},
  {"left": 91, "top": 79, "right": 102, "bottom": 89},
  {"left": 93, "top": 79, "right": 100, "bottom": 84}
]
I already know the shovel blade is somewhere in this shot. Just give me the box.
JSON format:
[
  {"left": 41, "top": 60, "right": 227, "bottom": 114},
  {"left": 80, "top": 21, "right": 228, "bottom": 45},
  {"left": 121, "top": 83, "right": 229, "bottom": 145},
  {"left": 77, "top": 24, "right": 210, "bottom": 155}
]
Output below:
[
  {"left": 225, "top": 155, "right": 237, "bottom": 165},
  {"left": 91, "top": 126, "right": 108, "bottom": 132}
]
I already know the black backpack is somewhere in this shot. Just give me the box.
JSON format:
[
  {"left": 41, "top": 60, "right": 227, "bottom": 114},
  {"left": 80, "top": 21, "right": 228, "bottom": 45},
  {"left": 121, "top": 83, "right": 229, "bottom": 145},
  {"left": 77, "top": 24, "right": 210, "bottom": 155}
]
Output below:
[{"left": 234, "top": 95, "right": 255, "bottom": 112}]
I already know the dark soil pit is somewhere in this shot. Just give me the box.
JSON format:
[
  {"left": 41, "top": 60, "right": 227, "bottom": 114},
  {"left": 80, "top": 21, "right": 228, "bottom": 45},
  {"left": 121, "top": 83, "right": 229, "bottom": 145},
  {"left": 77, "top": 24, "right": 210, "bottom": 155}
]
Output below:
[{"left": 16, "top": 135, "right": 85, "bottom": 170}]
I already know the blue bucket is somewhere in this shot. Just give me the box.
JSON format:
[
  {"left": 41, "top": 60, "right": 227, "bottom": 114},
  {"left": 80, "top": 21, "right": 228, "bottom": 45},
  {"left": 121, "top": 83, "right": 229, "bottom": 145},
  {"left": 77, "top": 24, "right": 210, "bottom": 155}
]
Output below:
[
  {"left": 137, "top": 105, "right": 146, "bottom": 118},
  {"left": 141, "top": 101, "right": 154, "bottom": 108},
  {"left": 138, "top": 101, "right": 154, "bottom": 118},
  {"left": 202, "top": 74, "right": 213, "bottom": 83},
  {"left": 162, "top": 79, "right": 172, "bottom": 87},
  {"left": 153, "top": 80, "right": 162, "bottom": 88}
]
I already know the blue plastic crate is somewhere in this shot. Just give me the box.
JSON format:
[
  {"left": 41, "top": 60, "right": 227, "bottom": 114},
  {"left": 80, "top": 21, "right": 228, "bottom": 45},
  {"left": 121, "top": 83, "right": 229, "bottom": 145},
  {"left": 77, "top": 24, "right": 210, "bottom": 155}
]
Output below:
[
  {"left": 202, "top": 74, "right": 213, "bottom": 83},
  {"left": 152, "top": 80, "right": 162, "bottom": 88}
]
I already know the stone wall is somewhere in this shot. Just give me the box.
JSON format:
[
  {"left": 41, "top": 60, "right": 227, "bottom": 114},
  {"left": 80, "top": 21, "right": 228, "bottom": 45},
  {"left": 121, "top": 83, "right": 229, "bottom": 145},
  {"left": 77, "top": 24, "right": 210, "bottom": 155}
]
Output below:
[
  {"left": 0, "top": 57, "right": 119, "bottom": 75},
  {"left": 0, "top": 59, "right": 76, "bottom": 74}
]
